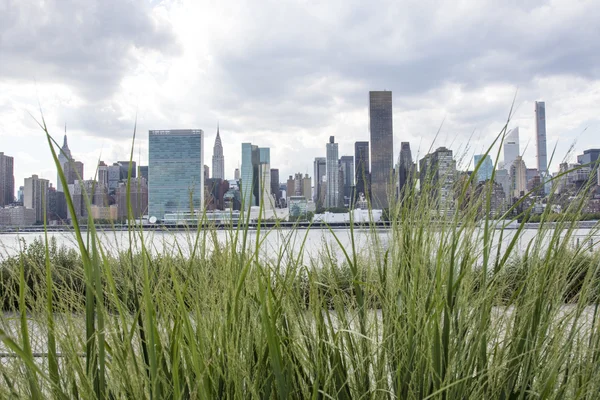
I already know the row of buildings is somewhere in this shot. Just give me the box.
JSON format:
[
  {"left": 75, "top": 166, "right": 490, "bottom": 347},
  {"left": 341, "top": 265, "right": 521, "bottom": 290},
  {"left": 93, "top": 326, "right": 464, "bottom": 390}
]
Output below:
[{"left": 3, "top": 94, "right": 600, "bottom": 226}]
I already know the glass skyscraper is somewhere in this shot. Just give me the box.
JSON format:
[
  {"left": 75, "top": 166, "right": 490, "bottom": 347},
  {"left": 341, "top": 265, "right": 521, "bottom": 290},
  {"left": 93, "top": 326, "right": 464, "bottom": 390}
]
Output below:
[
  {"left": 474, "top": 154, "right": 494, "bottom": 183},
  {"left": 148, "top": 129, "right": 204, "bottom": 220},
  {"left": 240, "top": 143, "right": 257, "bottom": 209},
  {"left": 240, "top": 143, "right": 271, "bottom": 209},
  {"left": 369, "top": 91, "right": 394, "bottom": 209}
]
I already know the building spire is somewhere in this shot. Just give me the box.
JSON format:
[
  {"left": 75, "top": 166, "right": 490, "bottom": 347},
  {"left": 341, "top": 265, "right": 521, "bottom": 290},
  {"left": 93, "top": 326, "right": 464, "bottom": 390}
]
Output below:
[
  {"left": 63, "top": 123, "right": 68, "bottom": 148},
  {"left": 212, "top": 122, "right": 225, "bottom": 179}
]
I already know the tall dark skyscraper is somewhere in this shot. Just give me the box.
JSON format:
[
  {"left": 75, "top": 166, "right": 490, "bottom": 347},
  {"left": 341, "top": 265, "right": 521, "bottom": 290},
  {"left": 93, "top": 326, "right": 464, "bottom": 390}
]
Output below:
[
  {"left": 270, "top": 168, "right": 280, "bottom": 205},
  {"left": 0, "top": 152, "right": 15, "bottom": 206},
  {"left": 535, "top": 101, "right": 548, "bottom": 189},
  {"left": 398, "top": 142, "right": 414, "bottom": 198},
  {"left": 369, "top": 91, "right": 394, "bottom": 209},
  {"left": 212, "top": 125, "right": 225, "bottom": 179},
  {"left": 354, "top": 141, "right": 370, "bottom": 201},
  {"left": 339, "top": 156, "right": 354, "bottom": 207}
]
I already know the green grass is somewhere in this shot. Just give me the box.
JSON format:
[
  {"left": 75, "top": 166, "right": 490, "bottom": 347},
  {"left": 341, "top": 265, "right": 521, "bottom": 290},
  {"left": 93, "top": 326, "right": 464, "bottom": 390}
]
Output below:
[{"left": 1, "top": 116, "right": 600, "bottom": 398}]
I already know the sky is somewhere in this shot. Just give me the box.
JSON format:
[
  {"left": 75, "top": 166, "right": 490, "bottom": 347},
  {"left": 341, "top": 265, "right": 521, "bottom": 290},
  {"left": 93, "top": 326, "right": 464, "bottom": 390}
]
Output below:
[{"left": 1, "top": 0, "right": 599, "bottom": 190}]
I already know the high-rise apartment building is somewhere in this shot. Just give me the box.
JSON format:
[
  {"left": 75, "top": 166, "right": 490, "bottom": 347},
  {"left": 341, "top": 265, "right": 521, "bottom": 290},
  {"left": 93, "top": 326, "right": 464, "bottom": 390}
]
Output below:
[
  {"left": 286, "top": 175, "right": 295, "bottom": 199},
  {"left": 204, "top": 165, "right": 210, "bottom": 184},
  {"left": 354, "top": 141, "right": 370, "bottom": 201},
  {"left": 0, "top": 152, "right": 15, "bottom": 206},
  {"left": 98, "top": 161, "right": 109, "bottom": 188},
  {"left": 339, "top": 156, "right": 354, "bottom": 207},
  {"left": 535, "top": 101, "right": 548, "bottom": 191},
  {"left": 510, "top": 156, "right": 527, "bottom": 198},
  {"left": 116, "top": 177, "right": 148, "bottom": 219},
  {"left": 292, "top": 173, "right": 311, "bottom": 200},
  {"left": 212, "top": 126, "right": 225, "bottom": 180},
  {"left": 526, "top": 168, "right": 538, "bottom": 187},
  {"left": 419, "top": 147, "right": 456, "bottom": 214},
  {"left": 148, "top": 129, "right": 204, "bottom": 220},
  {"left": 326, "top": 136, "right": 340, "bottom": 208},
  {"left": 46, "top": 186, "right": 67, "bottom": 221},
  {"left": 313, "top": 157, "right": 326, "bottom": 205},
  {"left": 57, "top": 133, "right": 72, "bottom": 193},
  {"left": 68, "top": 180, "right": 109, "bottom": 221},
  {"left": 369, "top": 91, "right": 394, "bottom": 209},
  {"left": 398, "top": 142, "right": 414, "bottom": 198},
  {"left": 494, "top": 169, "right": 511, "bottom": 201},
  {"left": 24, "top": 174, "right": 49, "bottom": 223},
  {"left": 474, "top": 154, "right": 494, "bottom": 182},
  {"left": 504, "top": 127, "right": 520, "bottom": 170},
  {"left": 259, "top": 147, "right": 273, "bottom": 208},
  {"left": 577, "top": 149, "right": 600, "bottom": 184},
  {"left": 117, "top": 161, "right": 137, "bottom": 179}
]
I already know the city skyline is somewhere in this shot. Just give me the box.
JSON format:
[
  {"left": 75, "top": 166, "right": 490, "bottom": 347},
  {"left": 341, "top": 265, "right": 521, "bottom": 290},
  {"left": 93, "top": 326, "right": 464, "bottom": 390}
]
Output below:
[{"left": 1, "top": 1, "right": 599, "bottom": 189}]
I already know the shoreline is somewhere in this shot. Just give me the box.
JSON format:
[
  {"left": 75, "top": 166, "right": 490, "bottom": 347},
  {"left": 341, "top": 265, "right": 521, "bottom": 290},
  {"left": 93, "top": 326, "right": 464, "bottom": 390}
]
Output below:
[{"left": 1, "top": 219, "right": 599, "bottom": 234}]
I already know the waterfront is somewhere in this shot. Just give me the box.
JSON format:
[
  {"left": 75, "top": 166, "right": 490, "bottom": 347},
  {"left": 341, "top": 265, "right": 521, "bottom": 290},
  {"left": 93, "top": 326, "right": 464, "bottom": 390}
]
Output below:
[{"left": 1, "top": 225, "right": 599, "bottom": 262}]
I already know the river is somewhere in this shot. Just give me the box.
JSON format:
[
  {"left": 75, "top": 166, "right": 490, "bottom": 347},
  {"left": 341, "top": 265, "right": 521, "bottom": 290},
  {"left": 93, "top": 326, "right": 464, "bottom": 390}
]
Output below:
[{"left": 1, "top": 225, "right": 599, "bottom": 263}]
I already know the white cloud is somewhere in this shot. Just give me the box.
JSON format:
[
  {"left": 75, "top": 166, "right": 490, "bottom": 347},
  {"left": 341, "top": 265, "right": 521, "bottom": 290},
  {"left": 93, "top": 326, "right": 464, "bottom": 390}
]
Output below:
[{"left": 1, "top": 0, "right": 599, "bottom": 189}]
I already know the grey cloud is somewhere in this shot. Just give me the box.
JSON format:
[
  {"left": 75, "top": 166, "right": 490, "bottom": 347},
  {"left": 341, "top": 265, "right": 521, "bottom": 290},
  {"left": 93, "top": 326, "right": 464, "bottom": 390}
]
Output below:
[
  {"left": 206, "top": 0, "right": 600, "bottom": 126},
  {"left": 0, "top": 0, "right": 180, "bottom": 101}
]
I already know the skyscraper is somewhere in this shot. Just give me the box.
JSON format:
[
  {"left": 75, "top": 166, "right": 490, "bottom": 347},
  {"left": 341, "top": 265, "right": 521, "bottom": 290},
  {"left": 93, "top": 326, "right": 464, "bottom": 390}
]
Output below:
[
  {"left": 510, "top": 156, "right": 527, "bottom": 198},
  {"left": 270, "top": 168, "right": 280, "bottom": 205},
  {"left": 212, "top": 125, "right": 225, "bottom": 179},
  {"left": 24, "top": 174, "right": 49, "bottom": 223},
  {"left": 117, "top": 161, "right": 137, "bottom": 179},
  {"left": 313, "top": 157, "right": 326, "bottom": 205},
  {"left": 204, "top": 165, "right": 210, "bottom": 184},
  {"left": 138, "top": 166, "right": 149, "bottom": 183},
  {"left": 259, "top": 147, "right": 272, "bottom": 208},
  {"left": 354, "top": 141, "right": 370, "bottom": 201},
  {"left": 148, "top": 129, "right": 204, "bottom": 220},
  {"left": 326, "top": 136, "right": 340, "bottom": 208},
  {"left": 535, "top": 101, "right": 548, "bottom": 188},
  {"left": 504, "top": 127, "right": 520, "bottom": 170},
  {"left": 339, "top": 156, "right": 354, "bottom": 207},
  {"left": 577, "top": 149, "right": 600, "bottom": 184},
  {"left": 0, "top": 152, "right": 14, "bottom": 206},
  {"left": 398, "top": 142, "right": 414, "bottom": 198},
  {"left": 98, "top": 161, "right": 109, "bottom": 188},
  {"left": 419, "top": 147, "right": 456, "bottom": 214},
  {"left": 474, "top": 154, "right": 494, "bottom": 182},
  {"left": 240, "top": 143, "right": 271, "bottom": 209},
  {"left": 241, "top": 143, "right": 258, "bottom": 208},
  {"left": 369, "top": 91, "right": 394, "bottom": 209},
  {"left": 234, "top": 168, "right": 240, "bottom": 180},
  {"left": 57, "top": 131, "right": 72, "bottom": 193}
]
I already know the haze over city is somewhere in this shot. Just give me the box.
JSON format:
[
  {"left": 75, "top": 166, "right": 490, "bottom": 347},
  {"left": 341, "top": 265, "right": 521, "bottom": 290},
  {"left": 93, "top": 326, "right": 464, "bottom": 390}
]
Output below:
[{"left": 1, "top": 0, "right": 600, "bottom": 188}]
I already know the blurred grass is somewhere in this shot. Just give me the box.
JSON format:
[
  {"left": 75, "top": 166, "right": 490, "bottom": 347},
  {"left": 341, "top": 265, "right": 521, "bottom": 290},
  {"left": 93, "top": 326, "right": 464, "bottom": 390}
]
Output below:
[{"left": 1, "top": 118, "right": 600, "bottom": 399}]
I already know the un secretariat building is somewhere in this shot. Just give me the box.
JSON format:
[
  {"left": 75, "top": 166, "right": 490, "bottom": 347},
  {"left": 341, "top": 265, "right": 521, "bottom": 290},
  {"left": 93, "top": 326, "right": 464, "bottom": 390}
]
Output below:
[{"left": 148, "top": 129, "right": 204, "bottom": 221}]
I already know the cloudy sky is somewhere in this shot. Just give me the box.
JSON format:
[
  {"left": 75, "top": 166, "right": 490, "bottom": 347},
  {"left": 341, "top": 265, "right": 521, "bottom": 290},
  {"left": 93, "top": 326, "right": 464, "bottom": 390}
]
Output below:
[{"left": 1, "top": 0, "right": 599, "bottom": 189}]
